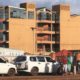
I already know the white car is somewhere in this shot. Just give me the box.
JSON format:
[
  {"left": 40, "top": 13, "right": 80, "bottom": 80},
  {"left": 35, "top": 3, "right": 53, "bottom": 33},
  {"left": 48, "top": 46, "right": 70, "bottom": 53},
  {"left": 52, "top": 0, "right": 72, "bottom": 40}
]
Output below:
[
  {"left": 0, "top": 57, "right": 17, "bottom": 76},
  {"left": 14, "top": 55, "right": 63, "bottom": 75}
]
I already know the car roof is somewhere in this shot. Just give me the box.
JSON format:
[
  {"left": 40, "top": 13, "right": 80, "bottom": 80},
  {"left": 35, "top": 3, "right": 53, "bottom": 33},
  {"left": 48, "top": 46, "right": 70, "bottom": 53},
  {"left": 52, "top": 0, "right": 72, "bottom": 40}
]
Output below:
[{"left": 18, "top": 55, "right": 50, "bottom": 57}]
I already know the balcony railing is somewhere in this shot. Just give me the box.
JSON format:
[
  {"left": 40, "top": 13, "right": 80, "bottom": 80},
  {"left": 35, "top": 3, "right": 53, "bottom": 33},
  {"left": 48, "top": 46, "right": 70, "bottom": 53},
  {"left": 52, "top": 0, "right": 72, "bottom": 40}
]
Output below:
[
  {"left": 37, "top": 36, "right": 51, "bottom": 41},
  {"left": 0, "top": 35, "right": 6, "bottom": 42},
  {"left": 0, "top": 33, "right": 8, "bottom": 43},
  {"left": 0, "top": 23, "right": 8, "bottom": 32},
  {"left": 37, "top": 25, "right": 51, "bottom": 31},
  {"left": 37, "top": 48, "right": 51, "bottom": 52},
  {"left": 37, "top": 12, "right": 51, "bottom": 20}
]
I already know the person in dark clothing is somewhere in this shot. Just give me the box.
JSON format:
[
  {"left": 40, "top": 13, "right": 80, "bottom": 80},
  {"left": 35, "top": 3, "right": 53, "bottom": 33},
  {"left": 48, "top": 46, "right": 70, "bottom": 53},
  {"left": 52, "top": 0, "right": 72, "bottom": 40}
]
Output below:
[
  {"left": 67, "top": 53, "right": 73, "bottom": 74},
  {"left": 61, "top": 56, "right": 68, "bottom": 74},
  {"left": 73, "top": 54, "right": 77, "bottom": 75}
]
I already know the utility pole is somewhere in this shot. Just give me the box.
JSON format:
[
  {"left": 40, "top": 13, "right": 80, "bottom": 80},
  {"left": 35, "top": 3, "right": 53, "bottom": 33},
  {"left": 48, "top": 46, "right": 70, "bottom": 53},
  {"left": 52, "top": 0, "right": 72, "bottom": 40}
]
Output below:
[{"left": 31, "top": 27, "right": 36, "bottom": 55}]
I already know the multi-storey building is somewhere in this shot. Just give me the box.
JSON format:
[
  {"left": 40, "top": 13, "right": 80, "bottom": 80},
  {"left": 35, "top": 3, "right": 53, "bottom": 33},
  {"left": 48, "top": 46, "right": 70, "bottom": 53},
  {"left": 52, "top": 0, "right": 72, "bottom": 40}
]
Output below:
[{"left": 0, "top": 3, "right": 80, "bottom": 55}]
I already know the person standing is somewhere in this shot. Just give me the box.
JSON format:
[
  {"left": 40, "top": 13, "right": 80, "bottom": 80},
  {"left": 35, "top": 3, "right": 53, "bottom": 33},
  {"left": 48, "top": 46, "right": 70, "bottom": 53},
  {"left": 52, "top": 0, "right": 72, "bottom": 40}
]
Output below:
[
  {"left": 61, "top": 55, "right": 68, "bottom": 74},
  {"left": 67, "top": 53, "right": 73, "bottom": 74},
  {"left": 73, "top": 54, "right": 77, "bottom": 75}
]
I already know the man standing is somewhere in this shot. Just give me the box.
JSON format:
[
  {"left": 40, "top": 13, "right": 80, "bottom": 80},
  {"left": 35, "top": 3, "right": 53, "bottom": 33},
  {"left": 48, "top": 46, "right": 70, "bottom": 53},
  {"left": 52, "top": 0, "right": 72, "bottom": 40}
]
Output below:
[
  {"left": 67, "top": 53, "right": 73, "bottom": 74},
  {"left": 73, "top": 54, "right": 77, "bottom": 75},
  {"left": 61, "top": 55, "right": 68, "bottom": 74}
]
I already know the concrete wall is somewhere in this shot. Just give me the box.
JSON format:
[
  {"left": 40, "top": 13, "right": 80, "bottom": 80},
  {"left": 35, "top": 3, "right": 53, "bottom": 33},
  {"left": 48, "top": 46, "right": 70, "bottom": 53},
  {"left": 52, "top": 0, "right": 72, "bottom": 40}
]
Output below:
[
  {"left": 60, "top": 5, "right": 80, "bottom": 50},
  {"left": 9, "top": 18, "right": 36, "bottom": 54}
]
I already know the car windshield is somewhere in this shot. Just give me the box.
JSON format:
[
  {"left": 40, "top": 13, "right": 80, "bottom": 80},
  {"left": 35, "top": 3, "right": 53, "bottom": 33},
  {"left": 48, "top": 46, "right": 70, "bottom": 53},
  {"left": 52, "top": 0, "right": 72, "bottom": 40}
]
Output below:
[
  {"left": 0, "top": 58, "right": 6, "bottom": 63},
  {"left": 15, "top": 56, "right": 26, "bottom": 62}
]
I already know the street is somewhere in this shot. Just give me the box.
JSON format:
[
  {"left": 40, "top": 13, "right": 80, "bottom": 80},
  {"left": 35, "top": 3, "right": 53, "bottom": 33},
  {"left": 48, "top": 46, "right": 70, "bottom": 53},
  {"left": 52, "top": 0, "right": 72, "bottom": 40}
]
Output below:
[{"left": 0, "top": 74, "right": 80, "bottom": 80}]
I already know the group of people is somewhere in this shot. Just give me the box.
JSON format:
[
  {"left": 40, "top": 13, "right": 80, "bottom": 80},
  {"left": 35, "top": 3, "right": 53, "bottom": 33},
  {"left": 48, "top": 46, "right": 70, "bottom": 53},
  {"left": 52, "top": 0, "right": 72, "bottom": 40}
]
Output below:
[{"left": 58, "top": 53, "right": 77, "bottom": 75}]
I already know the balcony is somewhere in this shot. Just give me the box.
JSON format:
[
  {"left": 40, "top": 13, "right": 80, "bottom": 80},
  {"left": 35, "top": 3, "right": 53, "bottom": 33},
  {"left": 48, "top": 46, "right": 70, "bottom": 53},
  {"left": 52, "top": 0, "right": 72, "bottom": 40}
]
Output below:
[
  {"left": 0, "top": 7, "right": 5, "bottom": 19},
  {"left": 37, "top": 48, "right": 51, "bottom": 53},
  {"left": 37, "top": 44, "right": 51, "bottom": 52},
  {"left": 0, "top": 36, "right": 6, "bottom": 43},
  {"left": 0, "top": 33, "right": 8, "bottom": 43},
  {"left": 37, "top": 20, "right": 54, "bottom": 23},
  {"left": 37, "top": 36, "right": 55, "bottom": 44},
  {"left": 0, "top": 23, "right": 8, "bottom": 32},
  {"left": 37, "top": 26, "right": 55, "bottom": 34},
  {"left": 0, "top": 19, "right": 5, "bottom": 22},
  {"left": 0, "top": 30, "right": 6, "bottom": 32}
]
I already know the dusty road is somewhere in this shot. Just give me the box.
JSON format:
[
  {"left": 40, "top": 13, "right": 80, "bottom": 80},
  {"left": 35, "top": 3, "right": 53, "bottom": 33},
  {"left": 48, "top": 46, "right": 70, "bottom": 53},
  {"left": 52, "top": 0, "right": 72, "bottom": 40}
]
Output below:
[{"left": 0, "top": 74, "right": 80, "bottom": 80}]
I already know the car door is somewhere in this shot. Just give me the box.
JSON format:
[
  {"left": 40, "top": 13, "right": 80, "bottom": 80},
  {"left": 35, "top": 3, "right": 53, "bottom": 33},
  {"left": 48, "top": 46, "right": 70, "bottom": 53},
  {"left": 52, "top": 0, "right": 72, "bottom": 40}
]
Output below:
[
  {"left": 37, "top": 56, "right": 46, "bottom": 73},
  {"left": 45, "top": 57, "right": 53, "bottom": 73},
  {"left": 0, "top": 58, "right": 8, "bottom": 74}
]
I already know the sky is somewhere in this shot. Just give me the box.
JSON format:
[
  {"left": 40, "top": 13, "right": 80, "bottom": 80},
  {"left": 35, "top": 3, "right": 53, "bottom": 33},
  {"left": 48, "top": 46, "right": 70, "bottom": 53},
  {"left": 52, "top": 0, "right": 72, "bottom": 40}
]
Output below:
[{"left": 0, "top": 0, "right": 80, "bottom": 14}]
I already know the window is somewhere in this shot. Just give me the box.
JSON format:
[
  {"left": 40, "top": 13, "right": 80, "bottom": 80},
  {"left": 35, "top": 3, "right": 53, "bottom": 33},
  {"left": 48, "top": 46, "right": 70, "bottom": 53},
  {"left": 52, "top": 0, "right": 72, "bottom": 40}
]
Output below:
[
  {"left": 10, "top": 7, "right": 27, "bottom": 19},
  {"left": 28, "top": 11, "right": 34, "bottom": 19},
  {"left": 0, "top": 7, "right": 5, "bottom": 18},
  {"left": 30, "top": 57, "right": 37, "bottom": 62},
  {"left": 0, "top": 58, "right": 6, "bottom": 63},
  {"left": 52, "top": 13, "right": 56, "bottom": 20},
  {"left": 55, "top": 12, "right": 59, "bottom": 21},
  {"left": 0, "top": 43, "right": 9, "bottom": 48},
  {"left": 0, "top": 23, "right": 4, "bottom": 30},
  {"left": 46, "top": 57, "right": 53, "bottom": 62},
  {"left": 0, "top": 33, "right": 3, "bottom": 40},
  {"left": 46, "top": 13, "right": 51, "bottom": 20},
  {"left": 5, "top": 7, "right": 9, "bottom": 19},
  {"left": 15, "top": 56, "right": 26, "bottom": 62},
  {"left": 37, "top": 56, "right": 45, "bottom": 62}
]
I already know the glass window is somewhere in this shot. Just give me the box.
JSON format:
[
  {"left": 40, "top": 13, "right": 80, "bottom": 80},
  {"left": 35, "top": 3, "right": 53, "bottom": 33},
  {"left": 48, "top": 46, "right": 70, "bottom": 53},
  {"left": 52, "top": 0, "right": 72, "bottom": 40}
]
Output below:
[
  {"left": 0, "top": 58, "right": 6, "bottom": 63},
  {"left": 15, "top": 56, "right": 26, "bottom": 62},
  {"left": 0, "top": 43, "right": 9, "bottom": 48},
  {"left": 28, "top": 11, "right": 34, "bottom": 19},
  {"left": 5, "top": 7, "right": 9, "bottom": 19},
  {"left": 37, "top": 56, "right": 45, "bottom": 62},
  {"left": 41, "top": 12, "right": 46, "bottom": 20},
  {"left": 46, "top": 57, "right": 53, "bottom": 62},
  {"left": 46, "top": 13, "right": 51, "bottom": 20},
  {"left": 0, "top": 33, "right": 3, "bottom": 40},
  {"left": 52, "top": 13, "right": 56, "bottom": 20},
  {"left": 10, "top": 7, "right": 27, "bottom": 19},
  {"left": 30, "top": 57, "right": 37, "bottom": 61},
  {"left": 56, "top": 12, "right": 59, "bottom": 21},
  {"left": 0, "top": 7, "right": 5, "bottom": 18},
  {"left": 0, "top": 23, "right": 5, "bottom": 30}
]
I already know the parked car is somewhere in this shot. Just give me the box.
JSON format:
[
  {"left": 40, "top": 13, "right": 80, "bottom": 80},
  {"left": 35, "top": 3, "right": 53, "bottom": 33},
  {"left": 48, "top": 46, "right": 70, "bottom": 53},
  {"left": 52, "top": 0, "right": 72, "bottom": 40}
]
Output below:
[
  {"left": 0, "top": 57, "right": 17, "bottom": 76},
  {"left": 13, "top": 55, "right": 63, "bottom": 76}
]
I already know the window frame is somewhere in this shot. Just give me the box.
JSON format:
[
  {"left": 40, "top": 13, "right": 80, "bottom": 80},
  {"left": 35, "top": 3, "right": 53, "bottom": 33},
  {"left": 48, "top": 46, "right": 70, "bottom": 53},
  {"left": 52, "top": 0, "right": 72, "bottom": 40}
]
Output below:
[{"left": 37, "top": 56, "right": 45, "bottom": 62}]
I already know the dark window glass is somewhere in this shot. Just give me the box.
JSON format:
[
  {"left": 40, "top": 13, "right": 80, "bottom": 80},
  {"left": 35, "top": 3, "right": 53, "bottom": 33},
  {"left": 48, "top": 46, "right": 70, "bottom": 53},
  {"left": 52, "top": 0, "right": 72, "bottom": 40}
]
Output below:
[
  {"left": 46, "top": 57, "right": 53, "bottom": 62},
  {"left": 0, "top": 58, "right": 6, "bottom": 63},
  {"left": 5, "top": 7, "right": 9, "bottom": 19},
  {"left": 30, "top": 57, "right": 36, "bottom": 61},
  {"left": 10, "top": 7, "right": 27, "bottom": 19},
  {"left": 28, "top": 11, "right": 34, "bottom": 19},
  {"left": 0, "top": 23, "right": 5, "bottom": 30},
  {"left": 1, "top": 43, "right": 9, "bottom": 48},
  {"left": 52, "top": 13, "right": 56, "bottom": 20},
  {"left": 0, "top": 33, "right": 3, "bottom": 40},
  {"left": 15, "top": 56, "right": 26, "bottom": 62},
  {"left": 0, "top": 7, "right": 5, "bottom": 18},
  {"left": 37, "top": 56, "right": 45, "bottom": 62},
  {"left": 55, "top": 12, "right": 59, "bottom": 21}
]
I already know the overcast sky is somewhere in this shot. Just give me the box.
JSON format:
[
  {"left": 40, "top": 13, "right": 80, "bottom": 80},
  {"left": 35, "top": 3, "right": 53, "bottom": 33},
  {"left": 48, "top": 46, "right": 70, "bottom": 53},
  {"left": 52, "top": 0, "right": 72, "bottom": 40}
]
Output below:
[{"left": 0, "top": 0, "right": 80, "bottom": 14}]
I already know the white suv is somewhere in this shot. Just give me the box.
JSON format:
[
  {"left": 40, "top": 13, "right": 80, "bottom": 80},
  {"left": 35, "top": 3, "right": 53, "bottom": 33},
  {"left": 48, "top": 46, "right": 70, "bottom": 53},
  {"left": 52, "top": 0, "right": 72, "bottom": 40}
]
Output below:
[
  {"left": 14, "top": 55, "right": 63, "bottom": 75},
  {"left": 0, "top": 57, "right": 17, "bottom": 76}
]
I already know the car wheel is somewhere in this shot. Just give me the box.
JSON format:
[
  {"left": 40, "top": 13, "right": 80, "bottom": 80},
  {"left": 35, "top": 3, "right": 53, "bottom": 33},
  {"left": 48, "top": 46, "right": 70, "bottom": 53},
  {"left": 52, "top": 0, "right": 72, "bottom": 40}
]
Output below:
[
  {"left": 57, "top": 67, "right": 63, "bottom": 75},
  {"left": 31, "top": 67, "right": 38, "bottom": 76},
  {"left": 8, "top": 68, "right": 15, "bottom": 76}
]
